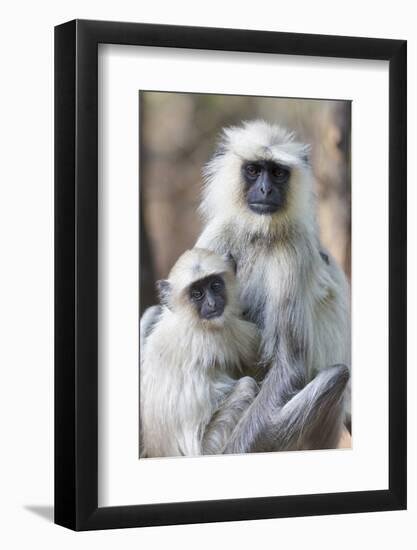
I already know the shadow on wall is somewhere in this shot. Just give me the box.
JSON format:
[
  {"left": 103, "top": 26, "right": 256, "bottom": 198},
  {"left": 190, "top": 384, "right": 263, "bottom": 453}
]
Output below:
[
  {"left": 24, "top": 505, "right": 54, "bottom": 523},
  {"left": 140, "top": 92, "right": 351, "bottom": 315}
]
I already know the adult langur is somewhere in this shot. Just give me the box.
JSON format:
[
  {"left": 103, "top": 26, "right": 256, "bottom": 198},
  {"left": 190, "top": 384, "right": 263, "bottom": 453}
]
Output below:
[{"left": 195, "top": 120, "right": 351, "bottom": 452}]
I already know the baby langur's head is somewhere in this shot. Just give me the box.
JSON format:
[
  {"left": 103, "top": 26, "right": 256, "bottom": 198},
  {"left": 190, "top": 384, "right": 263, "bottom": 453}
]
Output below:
[
  {"left": 201, "top": 120, "right": 314, "bottom": 236},
  {"left": 157, "top": 248, "right": 239, "bottom": 327}
]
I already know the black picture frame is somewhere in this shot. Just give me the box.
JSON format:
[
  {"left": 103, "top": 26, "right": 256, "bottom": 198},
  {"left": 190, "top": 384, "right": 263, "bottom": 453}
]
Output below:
[{"left": 55, "top": 19, "right": 407, "bottom": 531}]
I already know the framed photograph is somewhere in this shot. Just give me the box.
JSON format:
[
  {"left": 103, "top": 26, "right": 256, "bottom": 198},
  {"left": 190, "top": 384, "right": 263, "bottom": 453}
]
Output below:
[{"left": 55, "top": 19, "right": 406, "bottom": 530}]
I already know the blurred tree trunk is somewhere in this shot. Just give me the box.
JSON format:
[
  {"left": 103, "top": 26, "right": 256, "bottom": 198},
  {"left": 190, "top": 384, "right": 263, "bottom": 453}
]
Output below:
[
  {"left": 313, "top": 101, "right": 351, "bottom": 279},
  {"left": 139, "top": 193, "right": 157, "bottom": 316}
]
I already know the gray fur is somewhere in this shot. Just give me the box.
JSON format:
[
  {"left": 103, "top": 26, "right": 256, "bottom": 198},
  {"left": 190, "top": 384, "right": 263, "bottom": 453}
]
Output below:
[
  {"left": 224, "top": 364, "right": 349, "bottom": 453},
  {"left": 196, "top": 120, "right": 351, "bottom": 452}
]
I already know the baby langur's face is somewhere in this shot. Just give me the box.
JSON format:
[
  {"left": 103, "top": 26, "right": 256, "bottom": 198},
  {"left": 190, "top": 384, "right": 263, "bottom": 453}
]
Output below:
[{"left": 189, "top": 274, "right": 226, "bottom": 320}]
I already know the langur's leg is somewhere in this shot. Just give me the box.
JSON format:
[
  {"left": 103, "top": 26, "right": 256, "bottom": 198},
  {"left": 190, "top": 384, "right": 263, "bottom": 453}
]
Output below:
[
  {"left": 224, "top": 364, "right": 350, "bottom": 454},
  {"left": 269, "top": 364, "right": 350, "bottom": 451}
]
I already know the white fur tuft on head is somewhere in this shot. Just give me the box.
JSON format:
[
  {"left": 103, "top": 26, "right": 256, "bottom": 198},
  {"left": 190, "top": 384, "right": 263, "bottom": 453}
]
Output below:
[
  {"left": 168, "top": 248, "right": 233, "bottom": 290},
  {"left": 222, "top": 120, "right": 310, "bottom": 165}
]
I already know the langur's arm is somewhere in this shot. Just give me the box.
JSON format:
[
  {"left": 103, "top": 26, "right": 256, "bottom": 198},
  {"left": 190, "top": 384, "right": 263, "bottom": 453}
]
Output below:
[
  {"left": 223, "top": 287, "right": 316, "bottom": 452},
  {"left": 140, "top": 305, "right": 162, "bottom": 351},
  {"left": 202, "top": 376, "right": 259, "bottom": 454}
]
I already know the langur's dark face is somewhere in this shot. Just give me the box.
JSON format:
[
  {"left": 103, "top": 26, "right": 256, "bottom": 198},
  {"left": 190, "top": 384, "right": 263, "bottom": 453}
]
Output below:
[
  {"left": 242, "top": 160, "right": 291, "bottom": 215},
  {"left": 189, "top": 275, "right": 226, "bottom": 320}
]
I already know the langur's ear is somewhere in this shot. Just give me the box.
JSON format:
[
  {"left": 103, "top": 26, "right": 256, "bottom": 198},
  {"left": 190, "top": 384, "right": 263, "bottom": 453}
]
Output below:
[
  {"left": 223, "top": 252, "right": 237, "bottom": 274},
  {"left": 213, "top": 141, "right": 227, "bottom": 159},
  {"left": 156, "top": 280, "right": 171, "bottom": 307}
]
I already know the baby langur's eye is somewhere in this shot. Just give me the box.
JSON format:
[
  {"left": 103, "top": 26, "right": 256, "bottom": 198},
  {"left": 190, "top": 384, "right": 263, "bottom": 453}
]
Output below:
[
  {"left": 211, "top": 280, "right": 223, "bottom": 293},
  {"left": 245, "top": 164, "right": 261, "bottom": 177},
  {"left": 191, "top": 289, "right": 203, "bottom": 300}
]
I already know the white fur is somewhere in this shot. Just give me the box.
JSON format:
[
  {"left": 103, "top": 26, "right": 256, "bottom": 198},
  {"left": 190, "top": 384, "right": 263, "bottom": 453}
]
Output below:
[{"left": 140, "top": 248, "right": 259, "bottom": 457}]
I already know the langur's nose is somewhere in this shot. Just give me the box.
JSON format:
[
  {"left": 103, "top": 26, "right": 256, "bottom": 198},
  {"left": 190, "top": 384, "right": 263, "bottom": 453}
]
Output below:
[
  {"left": 260, "top": 178, "right": 272, "bottom": 196},
  {"left": 206, "top": 295, "right": 216, "bottom": 309}
]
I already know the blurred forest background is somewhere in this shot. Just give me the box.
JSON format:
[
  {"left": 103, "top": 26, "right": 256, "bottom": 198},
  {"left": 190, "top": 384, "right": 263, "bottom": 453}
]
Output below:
[{"left": 139, "top": 92, "right": 351, "bottom": 314}]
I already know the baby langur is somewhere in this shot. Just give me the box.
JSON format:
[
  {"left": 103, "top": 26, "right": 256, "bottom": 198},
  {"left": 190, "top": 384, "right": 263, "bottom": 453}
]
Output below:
[{"left": 140, "top": 248, "right": 259, "bottom": 458}]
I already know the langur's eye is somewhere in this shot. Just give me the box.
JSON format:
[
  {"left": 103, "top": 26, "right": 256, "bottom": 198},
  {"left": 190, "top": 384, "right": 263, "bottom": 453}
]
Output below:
[
  {"left": 191, "top": 289, "right": 203, "bottom": 300},
  {"left": 245, "top": 164, "right": 261, "bottom": 177},
  {"left": 211, "top": 280, "right": 223, "bottom": 293},
  {"left": 272, "top": 165, "right": 289, "bottom": 180}
]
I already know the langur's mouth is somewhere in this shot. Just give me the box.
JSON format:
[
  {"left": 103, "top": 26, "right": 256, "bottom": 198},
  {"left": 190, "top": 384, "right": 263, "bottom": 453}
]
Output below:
[
  {"left": 204, "top": 310, "right": 224, "bottom": 320},
  {"left": 248, "top": 202, "right": 280, "bottom": 215}
]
